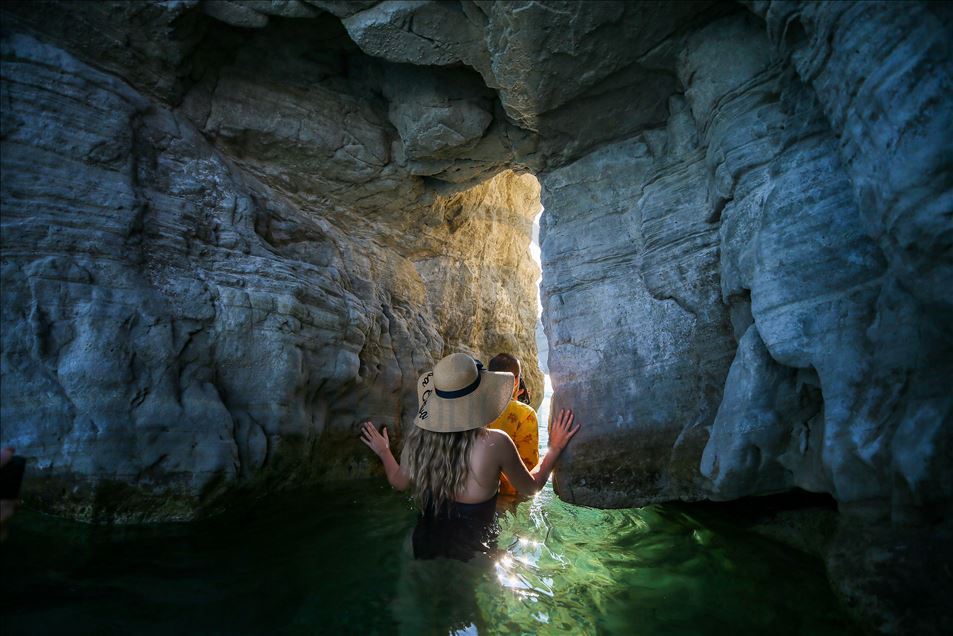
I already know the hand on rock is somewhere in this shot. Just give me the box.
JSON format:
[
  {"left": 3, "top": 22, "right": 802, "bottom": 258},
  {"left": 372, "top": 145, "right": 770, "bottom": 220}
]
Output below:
[
  {"left": 360, "top": 421, "right": 390, "bottom": 457},
  {"left": 549, "top": 409, "right": 580, "bottom": 453}
]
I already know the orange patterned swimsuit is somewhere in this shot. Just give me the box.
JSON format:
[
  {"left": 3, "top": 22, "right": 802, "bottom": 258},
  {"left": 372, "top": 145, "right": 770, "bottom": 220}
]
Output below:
[{"left": 487, "top": 399, "right": 539, "bottom": 496}]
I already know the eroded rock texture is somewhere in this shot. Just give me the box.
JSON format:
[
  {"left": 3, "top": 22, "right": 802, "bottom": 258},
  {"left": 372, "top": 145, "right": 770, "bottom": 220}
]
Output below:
[
  {"left": 1, "top": 0, "right": 950, "bottom": 558},
  {"left": 2, "top": 1, "right": 951, "bottom": 629},
  {"left": 543, "top": 4, "right": 952, "bottom": 531},
  {"left": 1, "top": 6, "right": 542, "bottom": 521}
]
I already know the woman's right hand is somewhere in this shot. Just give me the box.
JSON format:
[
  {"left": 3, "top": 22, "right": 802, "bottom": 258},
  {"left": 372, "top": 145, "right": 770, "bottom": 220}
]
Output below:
[
  {"left": 360, "top": 421, "right": 390, "bottom": 457},
  {"left": 548, "top": 409, "right": 580, "bottom": 452}
]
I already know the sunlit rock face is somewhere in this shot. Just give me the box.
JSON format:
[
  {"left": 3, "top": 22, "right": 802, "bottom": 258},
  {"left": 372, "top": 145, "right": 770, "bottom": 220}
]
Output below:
[
  {"left": 0, "top": 6, "right": 541, "bottom": 521},
  {"left": 1, "top": 0, "right": 950, "bottom": 547}
]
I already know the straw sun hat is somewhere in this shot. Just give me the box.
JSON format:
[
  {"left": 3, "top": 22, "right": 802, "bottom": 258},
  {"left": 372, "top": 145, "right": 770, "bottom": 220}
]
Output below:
[{"left": 415, "top": 353, "right": 514, "bottom": 433}]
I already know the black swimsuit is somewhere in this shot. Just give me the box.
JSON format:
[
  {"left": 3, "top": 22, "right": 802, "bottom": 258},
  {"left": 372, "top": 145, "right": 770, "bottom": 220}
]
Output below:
[{"left": 412, "top": 493, "right": 499, "bottom": 561}]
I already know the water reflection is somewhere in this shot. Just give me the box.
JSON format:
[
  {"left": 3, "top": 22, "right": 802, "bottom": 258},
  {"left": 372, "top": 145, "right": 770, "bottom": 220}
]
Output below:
[
  {"left": 475, "top": 374, "right": 854, "bottom": 635},
  {"left": 1, "top": 373, "right": 856, "bottom": 635},
  {"left": 2, "top": 485, "right": 856, "bottom": 635},
  {"left": 482, "top": 490, "right": 854, "bottom": 635}
]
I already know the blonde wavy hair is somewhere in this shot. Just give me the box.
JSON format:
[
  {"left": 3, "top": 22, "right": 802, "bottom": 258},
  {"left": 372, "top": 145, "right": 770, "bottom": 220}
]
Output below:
[{"left": 403, "top": 424, "right": 484, "bottom": 512}]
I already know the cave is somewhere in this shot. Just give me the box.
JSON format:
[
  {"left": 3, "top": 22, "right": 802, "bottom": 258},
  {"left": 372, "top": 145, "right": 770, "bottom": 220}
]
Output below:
[{"left": 1, "top": 1, "right": 951, "bottom": 634}]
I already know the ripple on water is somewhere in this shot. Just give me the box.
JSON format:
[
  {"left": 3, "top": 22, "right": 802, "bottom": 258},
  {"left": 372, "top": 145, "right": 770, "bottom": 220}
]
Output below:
[
  {"left": 473, "top": 483, "right": 857, "bottom": 636},
  {"left": 2, "top": 479, "right": 857, "bottom": 636},
  {"left": 2, "top": 375, "right": 857, "bottom": 636}
]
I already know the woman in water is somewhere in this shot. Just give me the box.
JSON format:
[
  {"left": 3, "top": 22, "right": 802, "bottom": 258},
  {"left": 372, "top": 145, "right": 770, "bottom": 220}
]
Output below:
[{"left": 360, "top": 352, "right": 580, "bottom": 561}]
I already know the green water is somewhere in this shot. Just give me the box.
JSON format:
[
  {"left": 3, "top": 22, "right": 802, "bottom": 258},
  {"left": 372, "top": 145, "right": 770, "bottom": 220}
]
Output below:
[
  {"left": 0, "top": 483, "right": 856, "bottom": 635},
  {"left": 1, "top": 381, "right": 857, "bottom": 635}
]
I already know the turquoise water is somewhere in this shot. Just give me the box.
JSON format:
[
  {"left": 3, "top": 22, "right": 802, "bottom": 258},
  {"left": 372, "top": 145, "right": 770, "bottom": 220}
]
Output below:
[
  {"left": 0, "top": 484, "right": 857, "bottom": 635},
  {"left": 1, "top": 380, "right": 857, "bottom": 635}
]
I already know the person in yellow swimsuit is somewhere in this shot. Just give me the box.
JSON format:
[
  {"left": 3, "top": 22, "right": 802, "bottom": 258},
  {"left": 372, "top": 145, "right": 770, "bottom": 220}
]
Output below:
[{"left": 486, "top": 353, "right": 539, "bottom": 496}]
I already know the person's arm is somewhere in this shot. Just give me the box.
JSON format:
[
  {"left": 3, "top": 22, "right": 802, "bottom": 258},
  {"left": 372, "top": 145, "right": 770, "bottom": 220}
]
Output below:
[
  {"left": 360, "top": 421, "right": 410, "bottom": 491},
  {"left": 497, "top": 409, "right": 579, "bottom": 495}
]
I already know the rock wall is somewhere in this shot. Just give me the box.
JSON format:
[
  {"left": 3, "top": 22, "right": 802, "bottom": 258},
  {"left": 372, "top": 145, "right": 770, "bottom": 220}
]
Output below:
[
  {"left": 0, "top": 6, "right": 542, "bottom": 521},
  {"left": 1, "top": 0, "right": 950, "bottom": 543},
  {"left": 532, "top": 7, "right": 952, "bottom": 628},
  {"left": 542, "top": 3, "right": 953, "bottom": 531}
]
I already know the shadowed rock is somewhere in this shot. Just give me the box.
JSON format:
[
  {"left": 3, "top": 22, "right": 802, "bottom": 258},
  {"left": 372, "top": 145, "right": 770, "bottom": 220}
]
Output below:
[
  {"left": 3, "top": 2, "right": 951, "bottom": 630},
  {"left": 1, "top": 5, "right": 951, "bottom": 627}
]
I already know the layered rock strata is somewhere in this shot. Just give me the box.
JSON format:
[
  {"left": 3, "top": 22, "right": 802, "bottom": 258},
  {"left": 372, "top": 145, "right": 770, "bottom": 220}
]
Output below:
[
  {"left": 542, "top": 4, "right": 952, "bottom": 532},
  {"left": 0, "top": 0, "right": 949, "bottom": 545},
  {"left": 3, "top": 2, "right": 951, "bottom": 630},
  {"left": 1, "top": 11, "right": 542, "bottom": 520}
]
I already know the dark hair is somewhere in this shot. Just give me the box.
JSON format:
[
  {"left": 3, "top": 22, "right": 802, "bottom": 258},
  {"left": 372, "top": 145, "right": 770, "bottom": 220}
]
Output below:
[
  {"left": 517, "top": 378, "right": 531, "bottom": 405},
  {"left": 488, "top": 353, "right": 521, "bottom": 378}
]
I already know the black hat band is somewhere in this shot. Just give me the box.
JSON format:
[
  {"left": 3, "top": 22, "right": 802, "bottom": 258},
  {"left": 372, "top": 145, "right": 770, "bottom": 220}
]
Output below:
[{"left": 434, "top": 361, "right": 484, "bottom": 399}]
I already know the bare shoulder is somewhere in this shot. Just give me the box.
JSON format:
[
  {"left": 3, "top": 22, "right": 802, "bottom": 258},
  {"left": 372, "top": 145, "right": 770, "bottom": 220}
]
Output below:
[
  {"left": 482, "top": 428, "right": 513, "bottom": 446},
  {"left": 481, "top": 428, "right": 518, "bottom": 461}
]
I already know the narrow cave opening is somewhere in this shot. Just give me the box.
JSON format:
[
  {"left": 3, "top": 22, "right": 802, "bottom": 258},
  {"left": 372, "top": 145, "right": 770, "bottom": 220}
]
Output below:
[
  {"left": 528, "top": 203, "right": 554, "bottom": 443},
  {"left": 2, "top": 0, "right": 948, "bottom": 633}
]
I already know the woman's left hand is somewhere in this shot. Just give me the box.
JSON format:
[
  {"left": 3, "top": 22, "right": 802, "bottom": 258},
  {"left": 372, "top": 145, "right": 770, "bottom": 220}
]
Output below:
[
  {"left": 360, "top": 421, "right": 390, "bottom": 457},
  {"left": 548, "top": 409, "right": 580, "bottom": 453}
]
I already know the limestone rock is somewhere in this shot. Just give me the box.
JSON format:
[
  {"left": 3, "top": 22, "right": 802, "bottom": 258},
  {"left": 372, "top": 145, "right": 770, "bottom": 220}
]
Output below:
[
  {"left": 342, "top": 0, "right": 485, "bottom": 68},
  {"left": 0, "top": 29, "right": 541, "bottom": 521},
  {"left": 244, "top": 1, "right": 321, "bottom": 19},
  {"left": 0, "top": 0, "right": 204, "bottom": 102},
  {"left": 382, "top": 65, "right": 494, "bottom": 164},
  {"left": 203, "top": 0, "right": 271, "bottom": 28},
  {"left": 3, "top": 5, "right": 952, "bottom": 629},
  {"left": 541, "top": 131, "right": 734, "bottom": 507},
  {"left": 0, "top": 0, "right": 950, "bottom": 562},
  {"left": 305, "top": 0, "right": 380, "bottom": 19},
  {"left": 700, "top": 325, "right": 825, "bottom": 499},
  {"left": 542, "top": 7, "right": 952, "bottom": 531}
]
